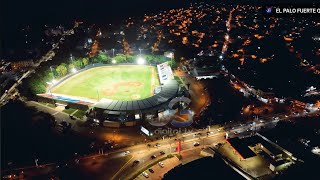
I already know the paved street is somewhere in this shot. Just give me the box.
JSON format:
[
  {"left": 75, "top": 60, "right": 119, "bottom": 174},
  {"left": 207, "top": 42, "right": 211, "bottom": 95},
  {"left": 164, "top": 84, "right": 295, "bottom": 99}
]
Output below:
[
  {"left": 1, "top": 107, "right": 318, "bottom": 179},
  {"left": 134, "top": 156, "right": 181, "bottom": 180},
  {"left": 1, "top": 42, "right": 61, "bottom": 106}
]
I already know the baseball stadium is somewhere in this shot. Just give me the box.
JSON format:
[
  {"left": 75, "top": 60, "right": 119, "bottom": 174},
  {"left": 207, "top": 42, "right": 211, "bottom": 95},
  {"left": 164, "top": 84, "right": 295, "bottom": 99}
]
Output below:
[{"left": 38, "top": 61, "right": 180, "bottom": 126}]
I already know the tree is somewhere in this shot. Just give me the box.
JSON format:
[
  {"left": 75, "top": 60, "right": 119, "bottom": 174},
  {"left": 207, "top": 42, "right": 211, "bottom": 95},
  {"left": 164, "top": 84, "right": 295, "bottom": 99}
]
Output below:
[
  {"left": 56, "top": 64, "right": 68, "bottom": 77},
  {"left": 114, "top": 54, "right": 126, "bottom": 63},
  {"left": 103, "top": 55, "right": 111, "bottom": 63},
  {"left": 168, "top": 60, "right": 178, "bottom": 69},
  {"left": 92, "top": 56, "right": 101, "bottom": 63},
  {"left": 28, "top": 78, "right": 47, "bottom": 94},
  {"left": 125, "top": 55, "right": 134, "bottom": 62},
  {"left": 48, "top": 72, "right": 54, "bottom": 80},
  {"left": 69, "top": 63, "right": 75, "bottom": 70},
  {"left": 73, "top": 59, "right": 83, "bottom": 69},
  {"left": 82, "top": 57, "right": 89, "bottom": 66},
  {"left": 94, "top": 53, "right": 111, "bottom": 63},
  {"left": 145, "top": 55, "right": 153, "bottom": 63}
]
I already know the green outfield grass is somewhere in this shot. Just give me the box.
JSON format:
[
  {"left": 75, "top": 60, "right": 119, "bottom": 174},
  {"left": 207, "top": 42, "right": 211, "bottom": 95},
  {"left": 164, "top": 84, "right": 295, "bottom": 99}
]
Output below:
[{"left": 51, "top": 65, "right": 159, "bottom": 101}]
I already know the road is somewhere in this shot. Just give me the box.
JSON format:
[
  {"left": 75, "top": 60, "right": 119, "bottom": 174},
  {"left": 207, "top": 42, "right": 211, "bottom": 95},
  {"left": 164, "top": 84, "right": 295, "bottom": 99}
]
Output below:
[
  {"left": 111, "top": 107, "right": 320, "bottom": 180},
  {"left": 26, "top": 101, "right": 82, "bottom": 131},
  {"left": 110, "top": 115, "right": 291, "bottom": 180},
  {"left": 2, "top": 108, "right": 318, "bottom": 179},
  {"left": 0, "top": 39, "right": 63, "bottom": 106}
]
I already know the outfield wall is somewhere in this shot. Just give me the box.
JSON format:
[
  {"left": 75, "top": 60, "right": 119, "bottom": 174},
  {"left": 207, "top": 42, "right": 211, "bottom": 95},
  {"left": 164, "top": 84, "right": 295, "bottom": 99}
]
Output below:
[{"left": 37, "top": 95, "right": 89, "bottom": 111}]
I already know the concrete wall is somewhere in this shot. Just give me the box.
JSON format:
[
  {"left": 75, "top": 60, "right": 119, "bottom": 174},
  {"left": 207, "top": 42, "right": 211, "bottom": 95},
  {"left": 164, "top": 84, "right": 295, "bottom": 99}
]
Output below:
[
  {"left": 37, "top": 96, "right": 89, "bottom": 111},
  {"left": 103, "top": 121, "right": 121, "bottom": 128},
  {"left": 124, "top": 121, "right": 137, "bottom": 127}
]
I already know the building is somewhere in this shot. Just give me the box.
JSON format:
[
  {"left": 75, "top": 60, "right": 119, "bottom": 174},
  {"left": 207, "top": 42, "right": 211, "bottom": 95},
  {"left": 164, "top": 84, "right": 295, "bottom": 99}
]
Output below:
[{"left": 11, "top": 60, "right": 34, "bottom": 71}]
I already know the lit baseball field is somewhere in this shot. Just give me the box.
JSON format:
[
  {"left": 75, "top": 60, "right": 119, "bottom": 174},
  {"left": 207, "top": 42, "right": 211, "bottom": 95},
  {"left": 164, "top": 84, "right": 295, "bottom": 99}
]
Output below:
[{"left": 51, "top": 65, "right": 159, "bottom": 101}]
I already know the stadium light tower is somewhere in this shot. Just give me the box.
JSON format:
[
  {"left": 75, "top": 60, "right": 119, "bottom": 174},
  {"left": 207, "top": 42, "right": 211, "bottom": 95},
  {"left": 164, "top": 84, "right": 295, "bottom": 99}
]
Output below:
[
  {"left": 165, "top": 52, "right": 174, "bottom": 63},
  {"left": 112, "top": 48, "right": 115, "bottom": 57},
  {"left": 137, "top": 57, "right": 145, "bottom": 65},
  {"left": 52, "top": 79, "right": 57, "bottom": 84},
  {"left": 49, "top": 66, "right": 56, "bottom": 83}
]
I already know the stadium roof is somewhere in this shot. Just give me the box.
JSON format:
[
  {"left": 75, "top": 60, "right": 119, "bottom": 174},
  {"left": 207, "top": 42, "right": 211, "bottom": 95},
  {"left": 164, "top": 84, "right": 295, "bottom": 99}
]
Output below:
[
  {"left": 192, "top": 67, "right": 221, "bottom": 77},
  {"left": 94, "top": 79, "right": 179, "bottom": 112}
]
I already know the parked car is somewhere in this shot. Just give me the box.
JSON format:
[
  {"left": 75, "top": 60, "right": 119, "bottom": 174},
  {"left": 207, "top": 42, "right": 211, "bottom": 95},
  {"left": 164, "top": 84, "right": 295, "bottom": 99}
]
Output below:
[
  {"left": 151, "top": 155, "right": 157, "bottom": 159},
  {"left": 193, "top": 142, "right": 200, "bottom": 147},
  {"left": 154, "top": 143, "right": 161, "bottom": 148},
  {"left": 148, "top": 168, "right": 154, "bottom": 173},
  {"left": 160, "top": 151, "right": 165, "bottom": 155},
  {"left": 158, "top": 161, "right": 164, "bottom": 168},
  {"left": 132, "top": 160, "right": 140, "bottom": 167},
  {"left": 142, "top": 172, "right": 149, "bottom": 178}
]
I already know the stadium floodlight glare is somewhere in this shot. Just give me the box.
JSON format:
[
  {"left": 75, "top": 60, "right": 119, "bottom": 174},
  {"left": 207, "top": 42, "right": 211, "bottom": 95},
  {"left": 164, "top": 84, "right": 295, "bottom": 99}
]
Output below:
[
  {"left": 52, "top": 79, "right": 58, "bottom": 84},
  {"left": 71, "top": 68, "right": 77, "bottom": 73},
  {"left": 112, "top": 59, "right": 117, "bottom": 64},
  {"left": 219, "top": 55, "right": 223, "bottom": 60},
  {"left": 165, "top": 52, "right": 173, "bottom": 59},
  {"left": 137, "top": 57, "right": 145, "bottom": 65}
]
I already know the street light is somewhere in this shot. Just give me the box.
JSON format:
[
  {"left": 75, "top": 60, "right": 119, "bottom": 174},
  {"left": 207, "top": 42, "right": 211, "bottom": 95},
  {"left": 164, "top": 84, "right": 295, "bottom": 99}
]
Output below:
[
  {"left": 112, "top": 48, "right": 115, "bottom": 57},
  {"left": 225, "top": 34, "right": 229, "bottom": 41},
  {"left": 139, "top": 48, "right": 142, "bottom": 55},
  {"left": 112, "top": 59, "right": 117, "bottom": 64}
]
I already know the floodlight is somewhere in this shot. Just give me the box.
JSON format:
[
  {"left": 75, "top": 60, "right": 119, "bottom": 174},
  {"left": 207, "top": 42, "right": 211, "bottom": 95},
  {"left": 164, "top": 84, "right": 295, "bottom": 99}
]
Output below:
[
  {"left": 137, "top": 57, "right": 145, "bottom": 65},
  {"left": 165, "top": 52, "right": 173, "bottom": 59},
  {"left": 112, "top": 59, "right": 117, "bottom": 64},
  {"left": 71, "top": 68, "right": 77, "bottom": 73}
]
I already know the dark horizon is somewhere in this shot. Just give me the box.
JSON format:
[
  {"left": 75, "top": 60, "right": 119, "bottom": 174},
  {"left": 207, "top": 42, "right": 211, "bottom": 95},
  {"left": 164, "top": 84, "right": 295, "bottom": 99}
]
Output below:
[
  {"left": 1, "top": 0, "right": 319, "bottom": 59},
  {"left": 1, "top": 0, "right": 319, "bottom": 27}
]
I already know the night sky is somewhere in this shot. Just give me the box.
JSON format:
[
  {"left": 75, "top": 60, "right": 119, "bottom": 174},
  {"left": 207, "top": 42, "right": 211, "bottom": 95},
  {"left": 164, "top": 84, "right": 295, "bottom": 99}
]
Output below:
[
  {"left": 1, "top": 0, "right": 318, "bottom": 50},
  {"left": 1, "top": 0, "right": 318, "bottom": 26}
]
